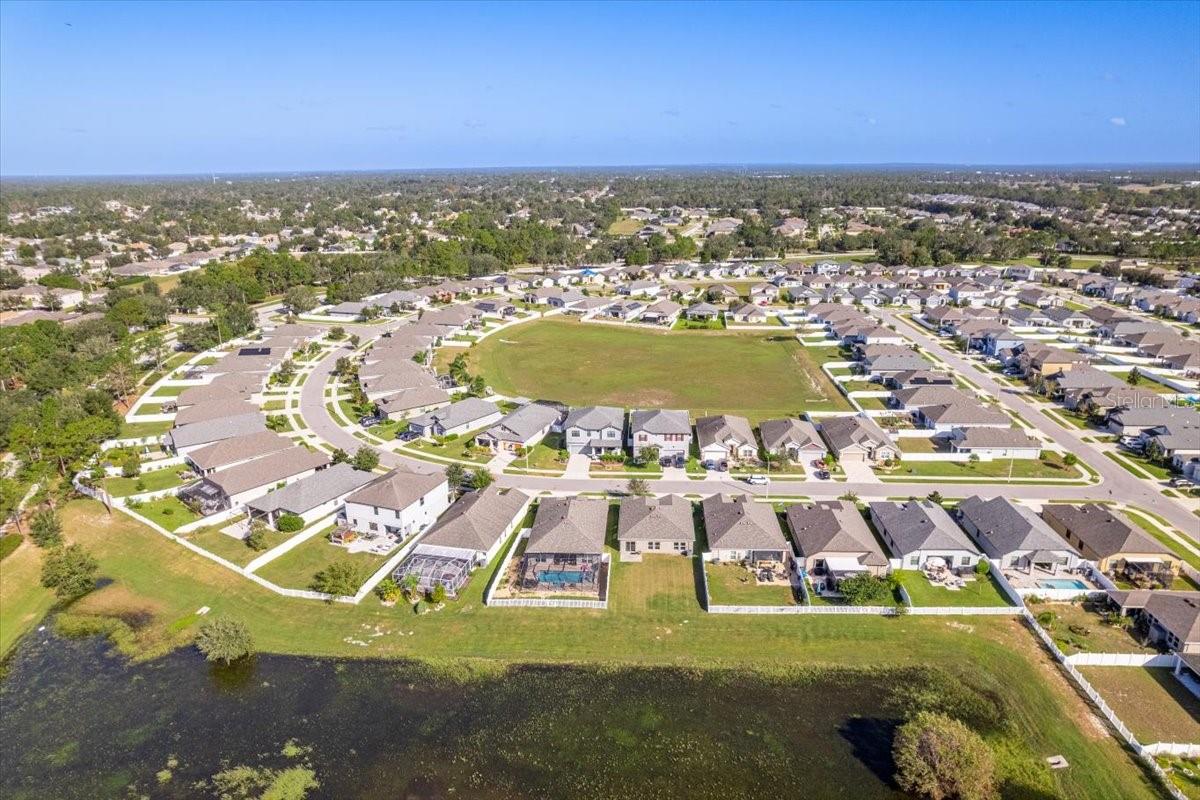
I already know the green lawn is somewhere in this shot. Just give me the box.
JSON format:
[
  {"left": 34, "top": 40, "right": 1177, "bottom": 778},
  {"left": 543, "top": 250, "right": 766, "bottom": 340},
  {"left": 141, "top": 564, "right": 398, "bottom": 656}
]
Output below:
[
  {"left": 118, "top": 420, "right": 173, "bottom": 439},
  {"left": 253, "top": 527, "right": 391, "bottom": 591},
  {"left": 1108, "top": 371, "right": 1176, "bottom": 394},
  {"left": 102, "top": 468, "right": 189, "bottom": 497},
  {"left": 672, "top": 317, "right": 727, "bottom": 331},
  {"left": 888, "top": 452, "right": 1082, "bottom": 481},
  {"left": 506, "top": 432, "right": 567, "bottom": 474},
  {"left": 1104, "top": 450, "right": 1174, "bottom": 480},
  {"left": 149, "top": 385, "right": 187, "bottom": 398},
  {"left": 704, "top": 562, "right": 800, "bottom": 606},
  {"left": 590, "top": 460, "right": 663, "bottom": 476},
  {"left": 406, "top": 427, "right": 495, "bottom": 464},
  {"left": 178, "top": 517, "right": 288, "bottom": 568},
  {"left": 894, "top": 570, "right": 1013, "bottom": 607},
  {"left": 606, "top": 218, "right": 642, "bottom": 235},
  {"left": 1080, "top": 667, "right": 1200, "bottom": 744},
  {"left": 1122, "top": 509, "right": 1198, "bottom": 568},
  {"left": 465, "top": 318, "right": 849, "bottom": 422},
  {"left": 1032, "top": 601, "right": 1155, "bottom": 656},
  {"left": 129, "top": 496, "right": 201, "bottom": 531},
  {"left": 896, "top": 437, "right": 939, "bottom": 453},
  {"left": 0, "top": 499, "right": 1171, "bottom": 800}
]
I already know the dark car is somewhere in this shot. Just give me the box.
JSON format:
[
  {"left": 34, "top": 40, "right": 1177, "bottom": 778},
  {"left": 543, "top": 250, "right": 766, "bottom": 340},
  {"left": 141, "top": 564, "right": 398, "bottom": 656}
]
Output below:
[
  {"left": 718, "top": 460, "right": 729, "bottom": 472},
  {"left": 359, "top": 416, "right": 380, "bottom": 428},
  {"left": 659, "top": 456, "right": 673, "bottom": 467},
  {"left": 673, "top": 454, "right": 685, "bottom": 468},
  {"left": 396, "top": 430, "right": 420, "bottom": 442},
  {"left": 816, "top": 470, "right": 830, "bottom": 480}
]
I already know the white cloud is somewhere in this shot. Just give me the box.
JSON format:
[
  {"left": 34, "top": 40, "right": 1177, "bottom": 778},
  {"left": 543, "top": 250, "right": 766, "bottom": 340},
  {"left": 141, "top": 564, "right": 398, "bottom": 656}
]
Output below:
[{"left": 1109, "top": 116, "right": 1127, "bottom": 127}]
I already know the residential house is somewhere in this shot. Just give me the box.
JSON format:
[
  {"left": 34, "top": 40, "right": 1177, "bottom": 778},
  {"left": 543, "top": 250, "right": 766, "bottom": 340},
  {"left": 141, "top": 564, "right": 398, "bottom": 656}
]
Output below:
[
  {"left": 786, "top": 501, "right": 889, "bottom": 592},
  {"left": 407, "top": 397, "right": 503, "bottom": 439},
  {"left": 628, "top": 408, "right": 692, "bottom": 459},
  {"left": 179, "top": 447, "right": 330, "bottom": 516},
  {"left": 563, "top": 405, "right": 625, "bottom": 456},
  {"left": 617, "top": 495, "right": 695, "bottom": 561},
  {"left": 1108, "top": 591, "right": 1200, "bottom": 656},
  {"left": 818, "top": 415, "right": 897, "bottom": 464},
  {"left": 475, "top": 402, "right": 565, "bottom": 453},
  {"left": 342, "top": 468, "right": 451, "bottom": 538},
  {"left": 184, "top": 430, "right": 293, "bottom": 476},
  {"left": 702, "top": 494, "right": 790, "bottom": 565},
  {"left": 916, "top": 402, "right": 1012, "bottom": 433},
  {"left": 392, "top": 487, "right": 532, "bottom": 596},
  {"left": 521, "top": 496, "right": 609, "bottom": 586},
  {"left": 245, "top": 462, "right": 377, "bottom": 526},
  {"left": 165, "top": 412, "right": 266, "bottom": 455},
  {"left": 639, "top": 299, "right": 682, "bottom": 326},
  {"left": 758, "top": 418, "right": 826, "bottom": 463},
  {"left": 956, "top": 496, "right": 1079, "bottom": 575},
  {"left": 869, "top": 500, "right": 983, "bottom": 572},
  {"left": 1042, "top": 504, "right": 1182, "bottom": 583},
  {"left": 949, "top": 427, "right": 1043, "bottom": 459},
  {"left": 685, "top": 301, "right": 722, "bottom": 321},
  {"left": 695, "top": 414, "right": 758, "bottom": 465}
]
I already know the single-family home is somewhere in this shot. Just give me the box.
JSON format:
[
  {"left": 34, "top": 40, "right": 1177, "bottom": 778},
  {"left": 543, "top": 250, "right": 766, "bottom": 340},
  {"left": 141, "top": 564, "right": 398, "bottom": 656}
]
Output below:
[
  {"left": 245, "top": 462, "right": 378, "bottom": 527},
  {"left": 639, "top": 299, "right": 682, "bottom": 326},
  {"left": 685, "top": 302, "right": 722, "bottom": 321},
  {"left": 702, "top": 494, "right": 790, "bottom": 565},
  {"left": 475, "top": 401, "right": 565, "bottom": 453},
  {"left": 617, "top": 495, "right": 695, "bottom": 561},
  {"left": 868, "top": 500, "right": 983, "bottom": 572},
  {"left": 519, "top": 496, "right": 609, "bottom": 592},
  {"left": 1108, "top": 591, "right": 1200, "bottom": 656},
  {"left": 955, "top": 496, "right": 1079, "bottom": 575},
  {"left": 1042, "top": 504, "right": 1182, "bottom": 584},
  {"left": 786, "top": 501, "right": 889, "bottom": 592},
  {"left": 695, "top": 414, "right": 758, "bottom": 465},
  {"left": 758, "top": 418, "right": 827, "bottom": 463},
  {"left": 184, "top": 430, "right": 293, "bottom": 476},
  {"left": 563, "top": 405, "right": 625, "bottom": 456},
  {"left": 818, "top": 415, "right": 897, "bottom": 464},
  {"left": 407, "top": 397, "right": 503, "bottom": 439},
  {"left": 342, "top": 467, "right": 451, "bottom": 538},
  {"left": 949, "top": 427, "right": 1042, "bottom": 459},
  {"left": 165, "top": 412, "right": 266, "bottom": 455},
  {"left": 628, "top": 408, "right": 692, "bottom": 459},
  {"left": 178, "top": 447, "right": 330, "bottom": 516},
  {"left": 392, "top": 487, "right": 532, "bottom": 596}
]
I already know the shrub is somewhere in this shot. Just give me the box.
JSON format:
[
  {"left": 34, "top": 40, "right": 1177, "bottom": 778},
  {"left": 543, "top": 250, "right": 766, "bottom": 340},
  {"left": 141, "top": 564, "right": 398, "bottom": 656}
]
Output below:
[
  {"left": 121, "top": 457, "right": 141, "bottom": 478},
  {"left": 195, "top": 617, "right": 254, "bottom": 664},
  {"left": 245, "top": 522, "right": 269, "bottom": 551},
  {"left": 973, "top": 560, "right": 990, "bottom": 576},
  {"left": 429, "top": 583, "right": 447, "bottom": 605},
  {"left": 838, "top": 573, "right": 894, "bottom": 606},
  {"left": 1036, "top": 611, "right": 1055, "bottom": 627},
  {"left": 375, "top": 577, "right": 402, "bottom": 603},
  {"left": 40, "top": 544, "right": 99, "bottom": 600},
  {"left": 311, "top": 561, "right": 363, "bottom": 596},
  {"left": 30, "top": 507, "right": 63, "bottom": 548},
  {"left": 276, "top": 513, "right": 304, "bottom": 533},
  {"left": 893, "top": 711, "right": 996, "bottom": 800}
]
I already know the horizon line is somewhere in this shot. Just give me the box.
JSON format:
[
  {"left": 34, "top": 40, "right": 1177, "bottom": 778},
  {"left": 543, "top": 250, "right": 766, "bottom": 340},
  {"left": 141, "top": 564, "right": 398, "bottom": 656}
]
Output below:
[{"left": 3, "top": 160, "right": 1200, "bottom": 182}]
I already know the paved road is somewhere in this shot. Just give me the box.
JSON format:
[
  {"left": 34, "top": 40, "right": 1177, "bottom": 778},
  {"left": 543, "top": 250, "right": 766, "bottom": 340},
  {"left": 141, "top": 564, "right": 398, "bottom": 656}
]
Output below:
[
  {"left": 297, "top": 324, "right": 1199, "bottom": 533},
  {"left": 874, "top": 306, "right": 1198, "bottom": 532}
]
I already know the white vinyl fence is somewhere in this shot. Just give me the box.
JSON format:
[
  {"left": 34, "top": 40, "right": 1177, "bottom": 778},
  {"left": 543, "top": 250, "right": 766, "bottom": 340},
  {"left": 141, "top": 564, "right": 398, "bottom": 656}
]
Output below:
[{"left": 484, "top": 530, "right": 609, "bottom": 609}]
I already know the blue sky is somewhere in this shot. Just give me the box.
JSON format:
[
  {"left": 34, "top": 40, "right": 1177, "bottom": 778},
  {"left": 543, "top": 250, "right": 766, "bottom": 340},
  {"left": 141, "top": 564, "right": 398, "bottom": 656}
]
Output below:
[{"left": 1, "top": 0, "right": 1198, "bottom": 175}]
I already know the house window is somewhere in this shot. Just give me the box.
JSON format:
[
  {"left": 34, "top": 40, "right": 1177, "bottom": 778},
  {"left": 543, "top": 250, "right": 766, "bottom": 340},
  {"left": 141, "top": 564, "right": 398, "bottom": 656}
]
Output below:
[
  {"left": 373, "top": 506, "right": 378, "bottom": 515},
  {"left": 962, "top": 556, "right": 971, "bottom": 567},
  {"left": 394, "top": 510, "right": 400, "bottom": 519},
  {"left": 673, "top": 541, "right": 687, "bottom": 552},
  {"left": 625, "top": 541, "right": 636, "bottom": 552},
  {"left": 369, "top": 522, "right": 378, "bottom": 532},
  {"left": 910, "top": 556, "right": 919, "bottom": 567}
]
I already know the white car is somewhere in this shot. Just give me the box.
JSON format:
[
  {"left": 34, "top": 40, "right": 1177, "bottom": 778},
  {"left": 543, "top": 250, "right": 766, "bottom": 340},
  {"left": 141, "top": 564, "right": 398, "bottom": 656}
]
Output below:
[{"left": 744, "top": 474, "right": 770, "bottom": 485}]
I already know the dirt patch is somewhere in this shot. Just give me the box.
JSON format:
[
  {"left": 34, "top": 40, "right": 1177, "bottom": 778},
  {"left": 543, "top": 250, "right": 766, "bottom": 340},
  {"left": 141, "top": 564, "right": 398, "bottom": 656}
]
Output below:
[{"left": 70, "top": 584, "right": 165, "bottom": 630}]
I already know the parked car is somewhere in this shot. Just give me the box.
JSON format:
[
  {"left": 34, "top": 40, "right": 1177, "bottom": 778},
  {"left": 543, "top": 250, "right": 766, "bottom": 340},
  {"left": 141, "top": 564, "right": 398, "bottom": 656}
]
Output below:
[
  {"left": 673, "top": 454, "right": 685, "bottom": 468},
  {"left": 718, "top": 460, "right": 729, "bottom": 472},
  {"left": 360, "top": 415, "right": 381, "bottom": 428},
  {"left": 744, "top": 474, "right": 769, "bottom": 485},
  {"left": 1169, "top": 476, "right": 1194, "bottom": 488},
  {"left": 815, "top": 470, "right": 830, "bottom": 480},
  {"left": 396, "top": 430, "right": 420, "bottom": 442},
  {"left": 702, "top": 460, "right": 715, "bottom": 471},
  {"left": 659, "top": 456, "right": 673, "bottom": 467}
]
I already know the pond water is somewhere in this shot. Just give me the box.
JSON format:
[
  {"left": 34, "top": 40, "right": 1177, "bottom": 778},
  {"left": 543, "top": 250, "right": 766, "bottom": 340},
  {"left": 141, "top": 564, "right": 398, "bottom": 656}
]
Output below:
[{"left": 1, "top": 630, "right": 914, "bottom": 799}]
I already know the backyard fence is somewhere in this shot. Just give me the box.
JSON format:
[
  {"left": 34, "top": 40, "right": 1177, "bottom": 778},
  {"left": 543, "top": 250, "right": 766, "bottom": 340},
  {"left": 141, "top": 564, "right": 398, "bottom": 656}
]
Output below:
[{"left": 1064, "top": 653, "right": 1177, "bottom": 667}]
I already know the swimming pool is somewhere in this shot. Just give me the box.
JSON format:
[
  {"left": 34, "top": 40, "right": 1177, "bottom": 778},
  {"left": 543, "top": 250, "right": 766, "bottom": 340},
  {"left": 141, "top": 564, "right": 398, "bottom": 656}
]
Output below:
[
  {"left": 539, "top": 570, "right": 586, "bottom": 585},
  {"left": 1038, "top": 579, "right": 1088, "bottom": 590}
]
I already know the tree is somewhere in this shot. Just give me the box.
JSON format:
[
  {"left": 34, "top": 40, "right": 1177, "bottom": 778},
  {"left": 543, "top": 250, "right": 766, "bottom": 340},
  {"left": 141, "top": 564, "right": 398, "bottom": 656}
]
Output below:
[
  {"left": 195, "top": 617, "right": 254, "bottom": 664},
  {"left": 471, "top": 467, "right": 494, "bottom": 490},
  {"left": 375, "top": 577, "right": 402, "bottom": 603},
  {"left": 312, "top": 561, "right": 363, "bottom": 596},
  {"left": 283, "top": 285, "right": 318, "bottom": 314},
  {"left": 892, "top": 711, "right": 996, "bottom": 800},
  {"left": 1062, "top": 453, "right": 1078, "bottom": 467},
  {"left": 138, "top": 330, "right": 167, "bottom": 371},
  {"left": 352, "top": 447, "right": 379, "bottom": 471},
  {"left": 40, "top": 544, "right": 98, "bottom": 600},
  {"left": 837, "top": 573, "right": 894, "bottom": 606},
  {"left": 627, "top": 478, "right": 651, "bottom": 496},
  {"left": 445, "top": 463, "right": 466, "bottom": 491},
  {"left": 1126, "top": 367, "right": 1141, "bottom": 386},
  {"left": 30, "top": 507, "right": 63, "bottom": 548},
  {"left": 400, "top": 573, "right": 421, "bottom": 602},
  {"left": 330, "top": 448, "right": 350, "bottom": 465},
  {"left": 429, "top": 583, "right": 447, "bottom": 605},
  {"left": 245, "top": 521, "right": 269, "bottom": 551}
]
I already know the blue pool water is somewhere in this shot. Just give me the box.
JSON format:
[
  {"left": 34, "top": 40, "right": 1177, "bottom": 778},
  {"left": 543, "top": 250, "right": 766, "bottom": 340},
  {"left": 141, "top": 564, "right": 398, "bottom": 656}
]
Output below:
[
  {"left": 540, "top": 570, "right": 585, "bottom": 585},
  {"left": 1038, "top": 579, "right": 1088, "bottom": 590}
]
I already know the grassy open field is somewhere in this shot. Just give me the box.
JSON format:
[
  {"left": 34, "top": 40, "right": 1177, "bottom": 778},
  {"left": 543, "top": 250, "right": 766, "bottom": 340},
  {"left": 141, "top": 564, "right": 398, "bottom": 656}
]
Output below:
[
  {"left": 1080, "top": 667, "right": 1200, "bottom": 744},
  {"left": 0, "top": 499, "right": 1167, "bottom": 800},
  {"left": 465, "top": 318, "right": 849, "bottom": 421},
  {"left": 102, "top": 468, "right": 188, "bottom": 497},
  {"left": 606, "top": 218, "right": 643, "bottom": 236},
  {"left": 252, "top": 527, "right": 390, "bottom": 591},
  {"left": 886, "top": 451, "right": 1083, "bottom": 481}
]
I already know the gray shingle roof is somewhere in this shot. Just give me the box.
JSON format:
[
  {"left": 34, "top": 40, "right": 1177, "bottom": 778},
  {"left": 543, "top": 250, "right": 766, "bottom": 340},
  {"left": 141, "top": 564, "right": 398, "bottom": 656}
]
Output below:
[
  {"left": 564, "top": 405, "right": 624, "bottom": 432},
  {"left": 956, "top": 496, "right": 1076, "bottom": 559},
  {"left": 186, "top": 430, "right": 294, "bottom": 472},
  {"left": 629, "top": 408, "right": 691, "bottom": 436},
  {"left": 869, "top": 500, "right": 980, "bottom": 556},
  {"left": 695, "top": 414, "right": 755, "bottom": 450},
  {"left": 167, "top": 412, "right": 265, "bottom": 450},
  {"left": 206, "top": 447, "right": 331, "bottom": 497},
  {"left": 786, "top": 500, "right": 888, "bottom": 566},
  {"left": 617, "top": 495, "right": 694, "bottom": 543},
  {"left": 418, "top": 486, "right": 530, "bottom": 554},
  {"left": 758, "top": 418, "right": 823, "bottom": 454},
  {"left": 482, "top": 402, "right": 564, "bottom": 444},
  {"left": 819, "top": 415, "right": 892, "bottom": 453},
  {"left": 245, "top": 462, "right": 377, "bottom": 515},
  {"left": 702, "top": 494, "right": 787, "bottom": 552},
  {"left": 527, "top": 496, "right": 609, "bottom": 555},
  {"left": 346, "top": 467, "right": 448, "bottom": 511},
  {"left": 1041, "top": 504, "right": 1176, "bottom": 559},
  {"left": 409, "top": 397, "right": 499, "bottom": 431}
]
